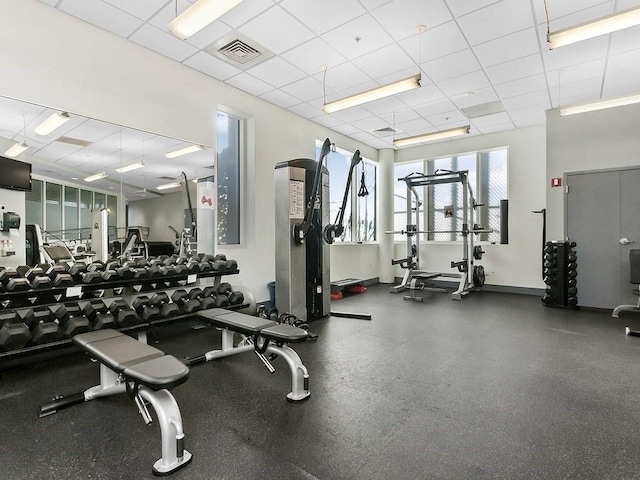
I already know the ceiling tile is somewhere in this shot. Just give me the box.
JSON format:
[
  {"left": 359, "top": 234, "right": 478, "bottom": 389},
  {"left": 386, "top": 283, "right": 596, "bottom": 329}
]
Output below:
[
  {"left": 246, "top": 57, "right": 307, "bottom": 88},
  {"left": 542, "top": 36, "right": 609, "bottom": 71},
  {"left": 414, "top": 98, "right": 458, "bottom": 118},
  {"left": 400, "top": 21, "right": 469, "bottom": 65},
  {"left": 225, "top": 72, "right": 274, "bottom": 96},
  {"left": 323, "top": 63, "right": 373, "bottom": 92},
  {"left": 494, "top": 74, "right": 547, "bottom": 99},
  {"left": 280, "top": 0, "right": 366, "bottom": 35},
  {"left": 437, "top": 70, "right": 491, "bottom": 97},
  {"left": 285, "top": 77, "right": 325, "bottom": 102},
  {"left": 332, "top": 123, "right": 361, "bottom": 135},
  {"left": 281, "top": 37, "right": 347, "bottom": 76},
  {"left": 609, "top": 23, "right": 640, "bottom": 55},
  {"left": 361, "top": 96, "right": 411, "bottom": 116},
  {"left": 446, "top": 0, "right": 503, "bottom": 18},
  {"left": 546, "top": 58, "right": 606, "bottom": 89},
  {"left": 555, "top": 77, "right": 604, "bottom": 106},
  {"left": 322, "top": 14, "right": 394, "bottom": 60},
  {"left": 218, "top": 0, "right": 276, "bottom": 29},
  {"left": 38, "top": 0, "right": 59, "bottom": 6},
  {"left": 287, "top": 102, "right": 323, "bottom": 119},
  {"left": 350, "top": 131, "right": 379, "bottom": 143},
  {"left": 501, "top": 90, "right": 551, "bottom": 111},
  {"left": 102, "top": 0, "right": 165, "bottom": 21},
  {"left": 353, "top": 43, "right": 417, "bottom": 78},
  {"left": 324, "top": 106, "right": 374, "bottom": 123},
  {"left": 185, "top": 21, "right": 233, "bottom": 50},
  {"left": 372, "top": 0, "right": 451, "bottom": 41},
  {"left": 422, "top": 48, "right": 479, "bottom": 82},
  {"left": 394, "top": 117, "right": 435, "bottom": 135},
  {"left": 469, "top": 111, "right": 512, "bottom": 128},
  {"left": 399, "top": 83, "right": 447, "bottom": 107},
  {"left": 474, "top": 120, "right": 515, "bottom": 134},
  {"left": 183, "top": 51, "right": 242, "bottom": 81},
  {"left": 59, "top": 0, "right": 143, "bottom": 38},
  {"left": 358, "top": 0, "right": 393, "bottom": 11},
  {"left": 350, "top": 116, "right": 390, "bottom": 132},
  {"left": 313, "top": 114, "right": 345, "bottom": 129},
  {"left": 239, "top": 6, "right": 314, "bottom": 54},
  {"left": 474, "top": 28, "right": 540, "bottom": 68},
  {"left": 485, "top": 54, "right": 544, "bottom": 86},
  {"left": 129, "top": 24, "right": 199, "bottom": 62},
  {"left": 457, "top": 0, "right": 534, "bottom": 46},
  {"left": 425, "top": 110, "right": 468, "bottom": 128},
  {"left": 259, "top": 89, "right": 301, "bottom": 109},
  {"left": 602, "top": 67, "right": 640, "bottom": 97},
  {"left": 534, "top": 1, "right": 615, "bottom": 30},
  {"left": 607, "top": 48, "right": 640, "bottom": 74}
]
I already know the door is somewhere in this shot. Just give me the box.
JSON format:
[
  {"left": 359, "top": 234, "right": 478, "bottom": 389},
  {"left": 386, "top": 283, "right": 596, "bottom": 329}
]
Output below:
[{"left": 566, "top": 168, "right": 640, "bottom": 309}]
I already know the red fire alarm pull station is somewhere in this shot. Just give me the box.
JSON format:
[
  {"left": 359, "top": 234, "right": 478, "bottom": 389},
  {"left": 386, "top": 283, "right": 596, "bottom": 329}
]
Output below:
[{"left": 551, "top": 177, "right": 562, "bottom": 187}]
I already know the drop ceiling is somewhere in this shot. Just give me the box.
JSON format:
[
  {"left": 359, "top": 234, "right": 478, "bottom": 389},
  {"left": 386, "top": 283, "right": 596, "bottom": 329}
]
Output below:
[{"left": 5, "top": 0, "right": 640, "bottom": 195}]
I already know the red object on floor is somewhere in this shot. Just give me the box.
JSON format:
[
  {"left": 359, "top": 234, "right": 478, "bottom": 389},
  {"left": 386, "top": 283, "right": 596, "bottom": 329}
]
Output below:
[
  {"left": 345, "top": 285, "right": 367, "bottom": 293},
  {"left": 330, "top": 292, "right": 343, "bottom": 300}
]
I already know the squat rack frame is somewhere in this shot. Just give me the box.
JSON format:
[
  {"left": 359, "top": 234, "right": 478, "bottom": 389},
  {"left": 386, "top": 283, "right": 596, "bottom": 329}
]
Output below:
[{"left": 387, "top": 169, "right": 488, "bottom": 300}]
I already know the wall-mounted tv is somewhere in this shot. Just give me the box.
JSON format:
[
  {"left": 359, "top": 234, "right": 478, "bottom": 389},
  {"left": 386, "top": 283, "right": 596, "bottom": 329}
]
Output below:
[{"left": 0, "top": 155, "right": 32, "bottom": 192}]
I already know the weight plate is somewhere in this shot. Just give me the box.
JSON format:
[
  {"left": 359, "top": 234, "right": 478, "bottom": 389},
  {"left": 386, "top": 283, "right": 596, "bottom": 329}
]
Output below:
[{"left": 473, "top": 265, "right": 485, "bottom": 287}]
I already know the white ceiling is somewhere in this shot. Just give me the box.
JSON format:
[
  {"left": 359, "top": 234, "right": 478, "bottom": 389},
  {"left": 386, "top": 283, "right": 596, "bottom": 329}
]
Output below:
[{"left": 5, "top": 0, "right": 640, "bottom": 195}]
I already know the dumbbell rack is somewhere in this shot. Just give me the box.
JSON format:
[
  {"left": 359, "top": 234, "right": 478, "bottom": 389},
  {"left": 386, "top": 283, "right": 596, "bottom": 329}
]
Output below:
[
  {"left": 0, "top": 265, "right": 243, "bottom": 366},
  {"left": 541, "top": 240, "right": 578, "bottom": 308}
]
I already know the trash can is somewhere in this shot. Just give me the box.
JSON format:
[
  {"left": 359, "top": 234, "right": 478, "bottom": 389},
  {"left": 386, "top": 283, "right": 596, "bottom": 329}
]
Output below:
[{"left": 267, "top": 281, "right": 276, "bottom": 308}]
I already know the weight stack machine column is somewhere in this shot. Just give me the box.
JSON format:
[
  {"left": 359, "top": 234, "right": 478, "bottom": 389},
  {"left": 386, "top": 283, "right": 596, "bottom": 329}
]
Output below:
[
  {"left": 542, "top": 240, "right": 578, "bottom": 308},
  {"left": 274, "top": 159, "right": 330, "bottom": 321}
]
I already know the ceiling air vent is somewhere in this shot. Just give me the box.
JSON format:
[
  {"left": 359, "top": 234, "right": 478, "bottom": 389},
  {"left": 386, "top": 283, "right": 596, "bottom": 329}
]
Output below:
[
  {"left": 205, "top": 32, "right": 274, "bottom": 69},
  {"left": 372, "top": 127, "right": 396, "bottom": 137}
]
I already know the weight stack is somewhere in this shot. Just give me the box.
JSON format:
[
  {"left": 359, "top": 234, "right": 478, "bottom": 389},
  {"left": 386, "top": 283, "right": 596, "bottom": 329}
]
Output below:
[{"left": 541, "top": 240, "right": 578, "bottom": 308}]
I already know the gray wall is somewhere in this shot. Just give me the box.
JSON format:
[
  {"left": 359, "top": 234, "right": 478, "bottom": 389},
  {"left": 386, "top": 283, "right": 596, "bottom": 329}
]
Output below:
[{"left": 546, "top": 104, "right": 640, "bottom": 240}]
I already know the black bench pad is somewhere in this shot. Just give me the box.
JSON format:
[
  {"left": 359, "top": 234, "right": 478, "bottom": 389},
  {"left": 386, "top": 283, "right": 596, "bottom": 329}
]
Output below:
[
  {"left": 73, "top": 329, "right": 189, "bottom": 390},
  {"left": 198, "top": 309, "right": 277, "bottom": 336},
  {"left": 260, "top": 323, "right": 308, "bottom": 343}
]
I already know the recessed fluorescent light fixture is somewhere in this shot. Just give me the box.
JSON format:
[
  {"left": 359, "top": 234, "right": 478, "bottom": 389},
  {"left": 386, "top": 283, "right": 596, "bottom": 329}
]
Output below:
[
  {"left": 323, "top": 74, "right": 421, "bottom": 114},
  {"left": 165, "top": 144, "right": 205, "bottom": 159},
  {"left": 168, "top": 0, "right": 245, "bottom": 40},
  {"left": 115, "top": 161, "right": 145, "bottom": 173},
  {"left": 157, "top": 181, "right": 182, "bottom": 191},
  {"left": 35, "top": 111, "right": 70, "bottom": 135},
  {"left": 393, "top": 125, "right": 470, "bottom": 148},
  {"left": 559, "top": 93, "right": 640, "bottom": 116},
  {"left": 548, "top": 7, "right": 640, "bottom": 49},
  {"left": 84, "top": 172, "right": 107, "bottom": 182},
  {"left": 4, "top": 141, "right": 29, "bottom": 157}
]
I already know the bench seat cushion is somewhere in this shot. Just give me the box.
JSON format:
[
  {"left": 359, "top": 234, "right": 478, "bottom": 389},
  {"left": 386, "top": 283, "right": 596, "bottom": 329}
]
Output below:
[
  {"left": 123, "top": 355, "right": 189, "bottom": 390},
  {"left": 260, "top": 323, "right": 308, "bottom": 343},
  {"left": 198, "top": 309, "right": 277, "bottom": 336}
]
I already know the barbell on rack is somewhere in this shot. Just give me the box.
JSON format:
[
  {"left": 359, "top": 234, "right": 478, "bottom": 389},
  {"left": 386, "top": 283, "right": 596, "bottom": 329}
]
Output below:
[{"left": 385, "top": 228, "right": 493, "bottom": 235}]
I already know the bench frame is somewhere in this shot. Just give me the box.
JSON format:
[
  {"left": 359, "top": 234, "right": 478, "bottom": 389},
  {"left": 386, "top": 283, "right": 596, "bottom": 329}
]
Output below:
[
  {"left": 193, "top": 309, "right": 310, "bottom": 402},
  {"left": 39, "top": 330, "right": 192, "bottom": 476}
]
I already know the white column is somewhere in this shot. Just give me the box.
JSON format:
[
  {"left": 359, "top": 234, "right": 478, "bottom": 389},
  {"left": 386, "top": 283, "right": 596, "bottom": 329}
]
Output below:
[{"left": 377, "top": 148, "right": 395, "bottom": 283}]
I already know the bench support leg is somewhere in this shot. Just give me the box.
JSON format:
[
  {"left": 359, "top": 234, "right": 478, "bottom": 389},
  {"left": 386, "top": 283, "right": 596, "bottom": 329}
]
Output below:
[
  {"left": 138, "top": 388, "right": 193, "bottom": 476},
  {"left": 266, "top": 344, "right": 310, "bottom": 402}
]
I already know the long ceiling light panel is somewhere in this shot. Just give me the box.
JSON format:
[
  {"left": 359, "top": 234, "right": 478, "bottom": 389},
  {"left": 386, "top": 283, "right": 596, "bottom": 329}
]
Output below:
[
  {"left": 35, "top": 111, "right": 70, "bottom": 135},
  {"left": 393, "top": 125, "right": 470, "bottom": 148},
  {"left": 559, "top": 93, "right": 640, "bottom": 116},
  {"left": 548, "top": 7, "right": 640, "bottom": 49},
  {"left": 157, "top": 181, "right": 182, "bottom": 191},
  {"left": 165, "top": 144, "right": 204, "bottom": 159},
  {"left": 84, "top": 172, "right": 107, "bottom": 182},
  {"left": 168, "top": 0, "right": 245, "bottom": 40},
  {"left": 4, "top": 141, "right": 29, "bottom": 157},
  {"left": 323, "top": 74, "right": 421, "bottom": 114},
  {"left": 115, "top": 161, "right": 145, "bottom": 173}
]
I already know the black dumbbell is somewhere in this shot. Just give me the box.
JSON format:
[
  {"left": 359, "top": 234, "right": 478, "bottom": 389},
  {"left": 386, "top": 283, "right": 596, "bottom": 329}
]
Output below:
[
  {"left": 199, "top": 296, "right": 217, "bottom": 310},
  {"left": 0, "top": 311, "right": 32, "bottom": 352},
  {"left": 87, "top": 261, "right": 106, "bottom": 272},
  {"left": 201, "top": 286, "right": 217, "bottom": 298},
  {"left": 198, "top": 262, "right": 211, "bottom": 273},
  {"left": 171, "top": 289, "right": 189, "bottom": 306},
  {"left": 150, "top": 292, "right": 170, "bottom": 307},
  {"left": 112, "top": 307, "right": 141, "bottom": 327},
  {"left": 184, "top": 262, "right": 199, "bottom": 275},
  {"left": 213, "top": 254, "right": 227, "bottom": 262},
  {"left": 187, "top": 288, "right": 202, "bottom": 300},
  {"left": 225, "top": 259, "right": 238, "bottom": 271},
  {"left": 30, "top": 321, "right": 63, "bottom": 345},
  {"left": 146, "top": 265, "right": 166, "bottom": 278},
  {"left": 160, "top": 303, "right": 181, "bottom": 318},
  {"left": 17, "top": 308, "right": 51, "bottom": 329},
  {"left": 132, "top": 295, "right": 151, "bottom": 312},
  {"left": 0, "top": 268, "right": 30, "bottom": 292},
  {"left": 214, "top": 295, "right": 229, "bottom": 307},
  {"left": 135, "top": 258, "right": 150, "bottom": 268},
  {"left": 217, "top": 282, "right": 233, "bottom": 296},
  {"left": 38, "top": 264, "right": 74, "bottom": 287},
  {"left": 210, "top": 260, "right": 226, "bottom": 271},
  {"left": 49, "top": 303, "right": 92, "bottom": 337},
  {"left": 173, "top": 264, "right": 188, "bottom": 276},
  {"left": 82, "top": 299, "right": 109, "bottom": 319},
  {"left": 182, "top": 298, "right": 202, "bottom": 314},
  {"left": 16, "top": 266, "right": 53, "bottom": 289},
  {"left": 228, "top": 291, "right": 244, "bottom": 305}
]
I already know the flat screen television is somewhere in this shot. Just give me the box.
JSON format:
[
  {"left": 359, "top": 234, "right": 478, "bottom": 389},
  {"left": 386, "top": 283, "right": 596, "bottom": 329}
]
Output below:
[{"left": 0, "top": 155, "right": 32, "bottom": 191}]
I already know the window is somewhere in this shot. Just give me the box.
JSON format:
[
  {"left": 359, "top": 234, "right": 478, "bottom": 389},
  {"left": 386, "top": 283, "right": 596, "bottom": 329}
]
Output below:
[
  {"left": 45, "top": 182, "right": 62, "bottom": 236},
  {"left": 26, "top": 179, "right": 43, "bottom": 227},
  {"left": 317, "top": 141, "right": 377, "bottom": 243},
  {"left": 217, "top": 111, "right": 242, "bottom": 245},
  {"left": 393, "top": 147, "right": 508, "bottom": 243}
]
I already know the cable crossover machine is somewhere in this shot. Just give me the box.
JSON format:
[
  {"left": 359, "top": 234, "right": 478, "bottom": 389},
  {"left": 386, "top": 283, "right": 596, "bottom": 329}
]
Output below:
[{"left": 387, "top": 169, "right": 490, "bottom": 301}]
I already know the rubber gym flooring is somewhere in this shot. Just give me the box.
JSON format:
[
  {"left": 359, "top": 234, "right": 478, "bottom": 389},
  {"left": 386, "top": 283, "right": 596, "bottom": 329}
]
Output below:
[{"left": 2, "top": 284, "right": 640, "bottom": 480}]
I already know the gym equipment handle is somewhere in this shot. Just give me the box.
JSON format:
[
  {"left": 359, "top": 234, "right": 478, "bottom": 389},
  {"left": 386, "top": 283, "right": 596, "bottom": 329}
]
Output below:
[{"left": 620, "top": 238, "right": 635, "bottom": 245}]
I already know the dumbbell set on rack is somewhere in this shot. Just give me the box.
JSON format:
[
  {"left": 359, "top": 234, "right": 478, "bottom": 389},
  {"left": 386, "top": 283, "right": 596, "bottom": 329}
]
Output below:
[
  {"left": 541, "top": 240, "right": 578, "bottom": 308},
  {"left": 0, "top": 283, "right": 247, "bottom": 353},
  {"left": 0, "top": 253, "right": 238, "bottom": 294}
]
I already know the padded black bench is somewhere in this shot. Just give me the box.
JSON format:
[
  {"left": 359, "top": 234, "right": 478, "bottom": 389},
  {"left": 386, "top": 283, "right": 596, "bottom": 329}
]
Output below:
[
  {"left": 192, "top": 308, "right": 310, "bottom": 402},
  {"left": 39, "top": 329, "right": 192, "bottom": 476}
]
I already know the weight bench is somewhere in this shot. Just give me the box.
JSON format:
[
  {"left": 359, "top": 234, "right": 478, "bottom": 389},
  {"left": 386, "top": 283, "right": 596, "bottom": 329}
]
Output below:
[
  {"left": 39, "top": 329, "right": 192, "bottom": 476},
  {"left": 613, "top": 250, "right": 640, "bottom": 319},
  {"left": 190, "top": 308, "right": 310, "bottom": 402}
]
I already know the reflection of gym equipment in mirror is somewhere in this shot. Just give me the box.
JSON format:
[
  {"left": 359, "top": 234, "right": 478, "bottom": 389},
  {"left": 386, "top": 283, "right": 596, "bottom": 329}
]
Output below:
[{"left": 387, "top": 170, "right": 490, "bottom": 301}]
